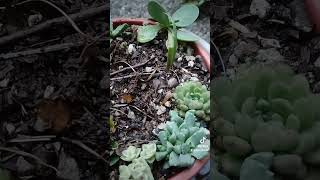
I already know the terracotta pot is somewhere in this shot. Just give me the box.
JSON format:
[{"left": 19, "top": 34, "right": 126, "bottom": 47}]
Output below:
[
  {"left": 112, "top": 18, "right": 211, "bottom": 180},
  {"left": 305, "top": 0, "right": 320, "bottom": 32}
]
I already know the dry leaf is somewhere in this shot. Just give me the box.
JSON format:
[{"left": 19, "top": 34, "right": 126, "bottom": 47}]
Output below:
[
  {"left": 121, "top": 94, "right": 133, "bottom": 103},
  {"left": 35, "top": 98, "right": 71, "bottom": 133}
]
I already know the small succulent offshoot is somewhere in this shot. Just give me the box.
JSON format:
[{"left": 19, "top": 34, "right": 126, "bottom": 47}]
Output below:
[
  {"left": 212, "top": 64, "right": 320, "bottom": 180},
  {"left": 155, "top": 111, "right": 210, "bottom": 169},
  {"left": 119, "top": 143, "right": 156, "bottom": 180},
  {"left": 137, "top": 0, "right": 200, "bottom": 70},
  {"left": 174, "top": 80, "right": 210, "bottom": 121}
]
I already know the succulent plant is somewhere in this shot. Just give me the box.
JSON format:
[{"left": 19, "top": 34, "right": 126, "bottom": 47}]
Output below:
[
  {"left": 119, "top": 157, "right": 154, "bottom": 180},
  {"left": 174, "top": 81, "right": 210, "bottom": 121},
  {"left": 120, "top": 146, "right": 141, "bottom": 162},
  {"left": 140, "top": 143, "right": 156, "bottom": 163},
  {"left": 155, "top": 110, "right": 210, "bottom": 168},
  {"left": 212, "top": 64, "right": 320, "bottom": 179}
]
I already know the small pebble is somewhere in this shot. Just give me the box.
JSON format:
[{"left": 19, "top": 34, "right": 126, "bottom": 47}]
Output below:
[
  {"left": 127, "top": 110, "right": 136, "bottom": 120},
  {"left": 164, "top": 101, "right": 171, "bottom": 107},
  {"left": 168, "top": 78, "right": 178, "bottom": 88},
  {"left": 177, "top": 57, "right": 183, "bottom": 62},
  {"left": 188, "top": 61, "right": 195, "bottom": 67},
  {"left": 157, "top": 89, "right": 163, "bottom": 93},
  {"left": 141, "top": 83, "right": 147, "bottom": 90},
  {"left": 5, "top": 123, "right": 15, "bottom": 135},
  {"left": 229, "top": 54, "right": 238, "bottom": 66},
  {"left": 156, "top": 105, "right": 166, "bottom": 115},
  {"left": 145, "top": 67, "right": 153, "bottom": 73},
  {"left": 185, "top": 55, "right": 196, "bottom": 61},
  {"left": 127, "top": 44, "right": 136, "bottom": 54},
  {"left": 190, "top": 77, "right": 199, "bottom": 81},
  {"left": 0, "top": 78, "right": 9, "bottom": 88}
]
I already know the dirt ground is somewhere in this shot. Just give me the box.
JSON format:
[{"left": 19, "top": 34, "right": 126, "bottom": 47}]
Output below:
[{"left": 0, "top": 1, "right": 109, "bottom": 180}]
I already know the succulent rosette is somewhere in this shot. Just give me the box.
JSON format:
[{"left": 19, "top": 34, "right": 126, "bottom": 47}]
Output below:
[{"left": 174, "top": 81, "right": 210, "bottom": 121}]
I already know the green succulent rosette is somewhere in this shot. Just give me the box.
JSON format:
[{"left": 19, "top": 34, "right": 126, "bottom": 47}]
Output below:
[{"left": 174, "top": 81, "right": 210, "bottom": 121}]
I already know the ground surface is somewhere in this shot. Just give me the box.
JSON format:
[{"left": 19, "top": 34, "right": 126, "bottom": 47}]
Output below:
[
  {"left": 110, "top": 0, "right": 211, "bottom": 42},
  {"left": 0, "top": 1, "right": 109, "bottom": 180},
  {"left": 110, "top": 27, "right": 210, "bottom": 179}
]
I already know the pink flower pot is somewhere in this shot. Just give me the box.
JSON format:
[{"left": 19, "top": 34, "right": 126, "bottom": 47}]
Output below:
[
  {"left": 305, "top": 0, "right": 320, "bottom": 32},
  {"left": 112, "top": 18, "right": 211, "bottom": 180}
]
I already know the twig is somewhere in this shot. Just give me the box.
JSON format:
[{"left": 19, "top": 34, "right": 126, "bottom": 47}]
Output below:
[
  {"left": 111, "top": 59, "right": 151, "bottom": 76},
  {"left": 0, "top": 146, "right": 58, "bottom": 173},
  {"left": 8, "top": 135, "right": 56, "bottom": 143},
  {"left": 111, "top": 72, "right": 161, "bottom": 81},
  {"left": 16, "top": 0, "right": 90, "bottom": 39},
  {"left": 211, "top": 40, "right": 226, "bottom": 75},
  {"left": 129, "top": 105, "right": 154, "bottom": 120},
  {"left": 0, "top": 4, "right": 108, "bottom": 46},
  {"left": 0, "top": 42, "right": 84, "bottom": 60},
  {"left": 61, "top": 137, "right": 107, "bottom": 163}
]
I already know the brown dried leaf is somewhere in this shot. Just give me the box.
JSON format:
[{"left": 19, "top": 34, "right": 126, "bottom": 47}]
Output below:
[
  {"left": 121, "top": 94, "right": 133, "bottom": 103},
  {"left": 36, "top": 98, "right": 71, "bottom": 133}
]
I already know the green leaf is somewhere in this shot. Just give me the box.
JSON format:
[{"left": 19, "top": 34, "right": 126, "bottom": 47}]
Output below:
[
  {"left": 223, "top": 136, "right": 251, "bottom": 157},
  {"left": 234, "top": 114, "right": 258, "bottom": 141},
  {"left": 155, "top": 151, "right": 168, "bottom": 161},
  {"left": 172, "top": 4, "right": 199, "bottom": 27},
  {"left": 177, "top": 29, "right": 199, "bottom": 42},
  {"left": 240, "top": 153, "right": 274, "bottom": 180},
  {"left": 294, "top": 98, "right": 315, "bottom": 130},
  {"left": 110, "top": 155, "right": 120, "bottom": 166},
  {"left": 148, "top": 0, "right": 170, "bottom": 26},
  {"left": 111, "top": 23, "right": 130, "bottom": 37},
  {"left": 166, "top": 27, "right": 177, "bottom": 70},
  {"left": 120, "top": 146, "right": 141, "bottom": 162},
  {"left": 178, "top": 154, "right": 195, "bottom": 167},
  {"left": 137, "top": 24, "right": 162, "bottom": 43},
  {"left": 169, "top": 151, "right": 180, "bottom": 167},
  {"left": 270, "top": 98, "right": 293, "bottom": 119}
]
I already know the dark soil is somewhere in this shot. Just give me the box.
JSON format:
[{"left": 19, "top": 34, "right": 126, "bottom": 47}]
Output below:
[
  {"left": 212, "top": 0, "right": 320, "bottom": 89},
  {"left": 110, "top": 26, "right": 210, "bottom": 179},
  {"left": 0, "top": 1, "right": 109, "bottom": 180}
]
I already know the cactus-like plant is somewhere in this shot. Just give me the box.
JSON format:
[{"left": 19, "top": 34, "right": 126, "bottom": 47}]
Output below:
[
  {"left": 212, "top": 64, "right": 320, "bottom": 179},
  {"left": 119, "top": 157, "right": 154, "bottom": 180},
  {"left": 174, "top": 81, "right": 210, "bottom": 121},
  {"left": 155, "top": 110, "right": 210, "bottom": 168}
]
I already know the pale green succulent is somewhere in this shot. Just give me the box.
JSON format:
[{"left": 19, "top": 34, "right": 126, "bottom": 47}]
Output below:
[
  {"left": 119, "top": 157, "right": 154, "bottom": 180},
  {"left": 120, "top": 146, "right": 141, "bottom": 162},
  {"left": 174, "top": 81, "right": 210, "bottom": 121},
  {"left": 212, "top": 64, "right": 320, "bottom": 179},
  {"left": 140, "top": 143, "right": 156, "bottom": 164},
  {"left": 155, "top": 110, "right": 210, "bottom": 169}
]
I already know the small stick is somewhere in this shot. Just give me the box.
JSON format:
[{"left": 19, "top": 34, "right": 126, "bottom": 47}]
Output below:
[
  {"left": 8, "top": 135, "right": 56, "bottom": 143},
  {"left": 111, "top": 59, "right": 151, "bottom": 76},
  {"left": 0, "top": 42, "right": 83, "bottom": 60},
  {"left": 0, "top": 4, "right": 108, "bottom": 46},
  {"left": 0, "top": 146, "right": 58, "bottom": 173},
  {"left": 129, "top": 105, "right": 154, "bottom": 120},
  {"left": 111, "top": 72, "right": 161, "bottom": 81},
  {"left": 61, "top": 137, "right": 107, "bottom": 163},
  {"left": 16, "top": 0, "right": 89, "bottom": 39}
]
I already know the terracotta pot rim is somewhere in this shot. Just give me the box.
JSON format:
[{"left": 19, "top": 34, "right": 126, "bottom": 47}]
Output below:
[
  {"left": 111, "top": 18, "right": 210, "bottom": 180},
  {"left": 305, "top": 0, "right": 320, "bottom": 33}
]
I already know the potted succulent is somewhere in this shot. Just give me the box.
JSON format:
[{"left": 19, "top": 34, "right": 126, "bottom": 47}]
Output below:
[{"left": 110, "top": 0, "right": 210, "bottom": 179}]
